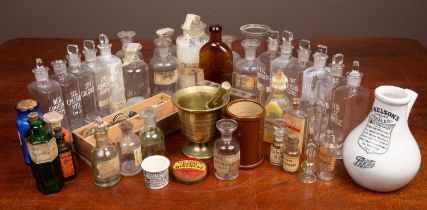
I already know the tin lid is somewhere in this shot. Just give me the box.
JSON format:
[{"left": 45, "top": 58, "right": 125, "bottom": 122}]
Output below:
[
  {"left": 16, "top": 99, "right": 38, "bottom": 111},
  {"left": 172, "top": 158, "right": 207, "bottom": 184}
]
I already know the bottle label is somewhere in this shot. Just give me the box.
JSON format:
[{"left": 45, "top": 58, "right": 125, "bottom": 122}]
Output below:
[
  {"left": 26, "top": 137, "right": 58, "bottom": 164},
  {"left": 48, "top": 96, "right": 66, "bottom": 115},
  {"left": 66, "top": 90, "right": 83, "bottom": 116},
  {"left": 96, "top": 155, "right": 120, "bottom": 179},
  {"left": 134, "top": 147, "right": 142, "bottom": 167},
  {"left": 179, "top": 63, "right": 199, "bottom": 74},
  {"left": 270, "top": 146, "right": 284, "bottom": 165},
  {"left": 330, "top": 103, "right": 343, "bottom": 127},
  {"left": 178, "top": 63, "right": 203, "bottom": 88},
  {"left": 109, "top": 64, "right": 126, "bottom": 111},
  {"left": 214, "top": 152, "right": 240, "bottom": 174},
  {"left": 154, "top": 69, "right": 179, "bottom": 85},
  {"left": 264, "top": 108, "right": 281, "bottom": 143},
  {"left": 59, "top": 151, "right": 75, "bottom": 178},
  {"left": 283, "top": 154, "right": 300, "bottom": 172},
  {"left": 80, "top": 81, "right": 95, "bottom": 98},
  {"left": 286, "top": 76, "right": 299, "bottom": 97},
  {"left": 283, "top": 113, "right": 306, "bottom": 153},
  {"left": 97, "top": 75, "right": 111, "bottom": 99},
  {"left": 235, "top": 74, "right": 256, "bottom": 90},
  {"left": 319, "top": 146, "right": 336, "bottom": 171}
]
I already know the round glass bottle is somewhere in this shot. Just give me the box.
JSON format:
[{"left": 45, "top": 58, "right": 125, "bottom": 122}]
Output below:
[
  {"left": 139, "top": 107, "right": 165, "bottom": 159},
  {"left": 116, "top": 121, "right": 142, "bottom": 176},
  {"left": 213, "top": 119, "right": 240, "bottom": 180}
]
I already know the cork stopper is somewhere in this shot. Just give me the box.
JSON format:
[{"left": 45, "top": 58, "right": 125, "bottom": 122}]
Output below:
[
  {"left": 28, "top": 112, "right": 39, "bottom": 121},
  {"left": 43, "top": 111, "right": 64, "bottom": 124},
  {"left": 118, "top": 120, "right": 134, "bottom": 134},
  {"left": 16, "top": 99, "right": 38, "bottom": 111}
]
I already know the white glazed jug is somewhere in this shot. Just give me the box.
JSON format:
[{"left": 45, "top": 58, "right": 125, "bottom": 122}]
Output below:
[{"left": 343, "top": 85, "right": 420, "bottom": 192}]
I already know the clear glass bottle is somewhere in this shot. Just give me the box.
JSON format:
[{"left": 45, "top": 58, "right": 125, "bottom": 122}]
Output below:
[
  {"left": 67, "top": 44, "right": 98, "bottom": 124},
  {"left": 97, "top": 34, "right": 126, "bottom": 112},
  {"left": 54, "top": 127, "right": 77, "bottom": 181},
  {"left": 222, "top": 35, "right": 241, "bottom": 65},
  {"left": 313, "top": 53, "right": 346, "bottom": 145},
  {"left": 284, "top": 39, "right": 313, "bottom": 99},
  {"left": 234, "top": 39, "right": 265, "bottom": 98},
  {"left": 317, "top": 130, "right": 338, "bottom": 181},
  {"left": 116, "top": 121, "right": 142, "bottom": 176},
  {"left": 213, "top": 119, "right": 240, "bottom": 180},
  {"left": 155, "top": 28, "right": 177, "bottom": 57},
  {"left": 139, "top": 107, "right": 165, "bottom": 159},
  {"left": 28, "top": 59, "right": 70, "bottom": 129},
  {"left": 115, "top": 30, "right": 143, "bottom": 60},
  {"left": 199, "top": 25, "right": 233, "bottom": 83},
  {"left": 258, "top": 30, "right": 280, "bottom": 104},
  {"left": 299, "top": 145, "right": 316, "bottom": 184},
  {"left": 50, "top": 59, "right": 84, "bottom": 130},
  {"left": 283, "top": 134, "right": 301, "bottom": 173},
  {"left": 330, "top": 61, "right": 371, "bottom": 159},
  {"left": 122, "top": 43, "right": 150, "bottom": 106},
  {"left": 176, "top": 14, "right": 209, "bottom": 89},
  {"left": 82, "top": 40, "right": 112, "bottom": 116},
  {"left": 150, "top": 38, "right": 179, "bottom": 96},
  {"left": 91, "top": 117, "right": 121, "bottom": 187},
  {"left": 283, "top": 97, "right": 307, "bottom": 153},
  {"left": 270, "top": 119, "right": 285, "bottom": 166},
  {"left": 264, "top": 69, "right": 290, "bottom": 142}
]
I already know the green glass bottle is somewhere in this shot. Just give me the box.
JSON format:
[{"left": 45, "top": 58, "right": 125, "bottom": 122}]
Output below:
[
  {"left": 54, "top": 127, "right": 77, "bottom": 181},
  {"left": 27, "top": 112, "right": 64, "bottom": 194}
]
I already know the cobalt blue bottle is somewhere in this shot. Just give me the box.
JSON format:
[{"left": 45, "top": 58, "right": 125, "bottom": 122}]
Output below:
[{"left": 16, "top": 99, "right": 43, "bottom": 165}]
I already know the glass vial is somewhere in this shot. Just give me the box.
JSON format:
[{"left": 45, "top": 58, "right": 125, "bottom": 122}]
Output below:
[
  {"left": 283, "top": 134, "right": 301, "bottom": 173},
  {"left": 258, "top": 30, "right": 280, "bottom": 104},
  {"left": 317, "top": 130, "right": 338, "bottom": 181},
  {"left": 116, "top": 30, "right": 143, "bottom": 60},
  {"left": 54, "top": 127, "right": 77, "bottom": 181},
  {"left": 270, "top": 120, "right": 285, "bottom": 166},
  {"left": 91, "top": 117, "right": 121, "bottom": 187},
  {"left": 283, "top": 97, "right": 307, "bottom": 153},
  {"left": 214, "top": 119, "right": 240, "bottom": 180},
  {"left": 299, "top": 145, "right": 317, "bottom": 184},
  {"left": 116, "top": 121, "right": 142, "bottom": 176},
  {"left": 139, "top": 107, "right": 165, "bottom": 159}
]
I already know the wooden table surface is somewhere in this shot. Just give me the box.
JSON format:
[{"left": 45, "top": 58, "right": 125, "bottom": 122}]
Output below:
[{"left": 0, "top": 38, "right": 426, "bottom": 209}]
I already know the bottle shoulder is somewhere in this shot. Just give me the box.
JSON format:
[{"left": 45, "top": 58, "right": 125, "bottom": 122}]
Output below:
[{"left": 28, "top": 80, "right": 61, "bottom": 91}]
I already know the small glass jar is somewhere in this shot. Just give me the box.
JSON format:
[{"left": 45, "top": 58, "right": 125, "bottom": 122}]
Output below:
[
  {"left": 116, "top": 121, "right": 142, "bottom": 176},
  {"left": 283, "top": 134, "right": 301, "bottom": 173},
  {"left": 139, "top": 107, "right": 165, "bottom": 159},
  {"left": 213, "top": 119, "right": 240, "bottom": 180}
]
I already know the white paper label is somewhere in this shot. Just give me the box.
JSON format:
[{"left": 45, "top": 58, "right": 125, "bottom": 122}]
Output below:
[
  {"left": 96, "top": 155, "right": 120, "bottom": 179},
  {"left": 26, "top": 137, "right": 58, "bottom": 164},
  {"left": 154, "top": 69, "right": 178, "bottom": 85}
]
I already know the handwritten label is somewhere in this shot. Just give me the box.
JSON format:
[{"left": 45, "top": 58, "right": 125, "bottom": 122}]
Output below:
[
  {"left": 214, "top": 152, "right": 240, "bottom": 175},
  {"left": 154, "top": 69, "right": 178, "bottom": 85},
  {"left": 96, "top": 156, "right": 120, "bottom": 179},
  {"left": 286, "top": 77, "right": 299, "bottom": 97},
  {"left": 48, "top": 96, "right": 66, "bottom": 114},
  {"left": 26, "top": 138, "right": 58, "bottom": 164}
]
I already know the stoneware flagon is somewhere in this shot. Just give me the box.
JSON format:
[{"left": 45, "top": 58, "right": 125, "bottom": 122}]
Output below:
[{"left": 343, "top": 85, "right": 420, "bottom": 192}]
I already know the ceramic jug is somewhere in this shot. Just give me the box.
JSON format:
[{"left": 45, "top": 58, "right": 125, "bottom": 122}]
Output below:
[{"left": 343, "top": 86, "right": 420, "bottom": 192}]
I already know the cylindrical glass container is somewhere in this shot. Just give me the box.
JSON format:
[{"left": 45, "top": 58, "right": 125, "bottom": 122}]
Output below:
[{"left": 240, "top": 24, "right": 271, "bottom": 56}]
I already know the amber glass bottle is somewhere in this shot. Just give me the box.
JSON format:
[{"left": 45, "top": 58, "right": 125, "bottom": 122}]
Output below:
[{"left": 199, "top": 25, "right": 233, "bottom": 83}]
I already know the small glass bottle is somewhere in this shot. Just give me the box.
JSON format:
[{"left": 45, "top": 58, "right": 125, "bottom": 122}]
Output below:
[
  {"left": 150, "top": 38, "right": 179, "bottom": 96},
  {"left": 283, "top": 134, "right": 301, "bottom": 173},
  {"left": 50, "top": 59, "right": 84, "bottom": 130},
  {"left": 222, "top": 35, "right": 241, "bottom": 65},
  {"left": 214, "top": 119, "right": 240, "bottom": 180},
  {"left": 258, "top": 30, "right": 280, "bottom": 104},
  {"left": 234, "top": 39, "right": 265, "bottom": 98},
  {"left": 176, "top": 14, "right": 209, "bottom": 89},
  {"left": 264, "top": 69, "right": 290, "bottom": 142},
  {"left": 199, "top": 25, "right": 233, "bottom": 83},
  {"left": 54, "top": 127, "right": 77, "bottom": 181},
  {"left": 122, "top": 43, "right": 150, "bottom": 106},
  {"left": 28, "top": 58, "right": 70, "bottom": 129},
  {"left": 43, "top": 111, "right": 71, "bottom": 143},
  {"left": 330, "top": 61, "right": 371, "bottom": 159},
  {"left": 299, "top": 145, "right": 317, "bottom": 184},
  {"left": 270, "top": 120, "right": 285, "bottom": 166},
  {"left": 82, "top": 40, "right": 112, "bottom": 116},
  {"left": 317, "top": 130, "right": 338, "bottom": 181},
  {"left": 155, "top": 28, "right": 177, "bottom": 56},
  {"left": 116, "top": 121, "right": 142, "bottom": 176},
  {"left": 97, "top": 33, "right": 127, "bottom": 112},
  {"left": 115, "top": 30, "right": 143, "bottom": 60},
  {"left": 139, "top": 107, "right": 165, "bottom": 159},
  {"left": 67, "top": 44, "right": 98, "bottom": 124},
  {"left": 283, "top": 97, "right": 307, "bottom": 153},
  {"left": 15, "top": 99, "right": 43, "bottom": 165},
  {"left": 26, "top": 112, "right": 64, "bottom": 194},
  {"left": 91, "top": 116, "right": 121, "bottom": 187},
  {"left": 313, "top": 54, "right": 346, "bottom": 145}
]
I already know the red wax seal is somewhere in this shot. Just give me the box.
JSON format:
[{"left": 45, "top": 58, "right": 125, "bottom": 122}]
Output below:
[{"left": 172, "top": 158, "right": 207, "bottom": 184}]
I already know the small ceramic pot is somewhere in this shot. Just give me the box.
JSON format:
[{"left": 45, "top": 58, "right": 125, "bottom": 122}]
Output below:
[{"left": 141, "top": 155, "right": 170, "bottom": 189}]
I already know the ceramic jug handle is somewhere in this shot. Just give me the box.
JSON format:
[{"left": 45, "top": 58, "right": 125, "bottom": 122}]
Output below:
[{"left": 405, "top": 89, "right": 418, "bottom": 116}]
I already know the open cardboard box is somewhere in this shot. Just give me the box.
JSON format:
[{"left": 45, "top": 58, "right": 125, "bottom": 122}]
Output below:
[{"left": 72, "top": 93, "right": 179, "bottom": 164}]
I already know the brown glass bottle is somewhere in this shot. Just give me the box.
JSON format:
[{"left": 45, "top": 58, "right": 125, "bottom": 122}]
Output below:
[{"left": 199, "top": 25, "right": 233, "bottom": 83}]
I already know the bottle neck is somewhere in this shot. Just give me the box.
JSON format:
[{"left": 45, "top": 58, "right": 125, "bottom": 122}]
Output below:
[
  {"left": 29, "top": 121, "right": 49, "bottom": 143},
  {"left": 210, "top": 31, "right": 221, "bottom": 42},
  {"left": 143, "top": 117, "right": 156, "bottom": 129},
  {"left": 244, "top": 48, "right": 256, "bottom": 60},
  {"left": 221, "top": 131, "right": 233, "bottom": 141},
  {"left": 99, "top": 45, "right": 112, "bottom": 57}
]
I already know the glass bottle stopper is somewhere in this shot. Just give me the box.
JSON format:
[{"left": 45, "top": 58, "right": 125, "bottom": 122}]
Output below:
[
  {"left": 267, "top": 30, "right": 280, "bottom": 51},
  {"left": 83, "top": 40, "right": 97, "bottom": 62},
  {"left": 98, "top": 34, "right": 112, "bottom": 55},
  {"left": 281, "top": 30, "right": 293, "bottom": 56},
  {"left": 299, "top": 146, "right": 317, "bottom": 184},
  {"left": 297, "top": 39, "right": 311, "bottom": 62},
  {"left": 117, "top": 31, "right": 136, "bottom": 42},
  {"left": 347, "top": 61, "right": 363, "bottom": 88},
  {"left": 156, "top": 28, "right": 175, "bottom": 38},
  {"left": 330, "top": 53, "right": 345, "bottom": 77},
  {"left": 241, "top": 39, "right": 260, "bottom": 60},
  {"left": 123, "top": 43, "right": 142, "bottom": 66},
  {"left": 313, "top": 45, "right": 328, "bottom": 68},
  {"left": 216, "top": 119, "right": 238, "bottom": 141},
  {"left": 51, "top": 59, "right": 67, "bottom": 74},
  {"left": 67, "top": 44, "right": 81, "bottom": 68},
  {"left": 205, "top": 81, "right": 231, "bottom": 109},
  {"left": 32, "top": 58, "right": 49, "bottom": 82}
]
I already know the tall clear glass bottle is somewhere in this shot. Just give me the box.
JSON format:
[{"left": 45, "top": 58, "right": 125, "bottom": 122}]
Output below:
[
  {"left": 214, "top": 119, "right": 240, "bottom": 180},
  {"left": 283, "top": 134, "right": 301, "bottom": 173},
  {"left": 317, "top": 130, "right": 338, "bottom": 181},
  {"left": 313, "top": 54, "right": 346, "bottom": 145},
  {"left": 91, "top": 117, "right": 121, "bottom": 187},
  {"left": 139, "top": 107, "right": 165, "bottom": 159},
  {"left": 28, "top": 59, "right": 69, "bottom": 129},
  {"left": 274, "top": 34, "right": 307, "bottom": 99},
  {"left": 270, "top": 119, "right": 285, "bottom": 166},
  {"left": 67, "top": 44, "right": 98, "bottom": 124},
  {"left": 283, "top": 97, "right": 307, "bottom": 153},
  {"left": 176, "top": 14, "right": 209, "bottom": 89},
  {"left": 222, "top": 35, "right": 241, "bottom": 65},
  {"left": 330, "top": 61, "right": 371, "bottom": 159},
  {"left": 50, "top": 59, "right": 84, "bottom": 130},
  {"left": 264, "top": 69, "right": 290, "bottom": 142},
  {"left": 115, "top": 30, "right": 143, "bottom": 60},
  {"left": 82, "top": 40, "right": 112, "bottom": 116},
  {"left": 258, "top": 30, "right": 280, "bottom": 104},
  {"left": 155, "top": 28, "right": 177, "bottom": 57},
  {"left": 97, "top": 34, "right": 126, "bottom": 112},
  {"left": 150, "top": 38, "right": 179, "bottom": 96},
  {"left": 116, "top": 121, "right": 142, "bottom": 176},
  {"left": 234, "top": 39, "right": 265, "bottom": 98},
  {"left": 122, "top": 43, "right": 150, "bottom": 106}
]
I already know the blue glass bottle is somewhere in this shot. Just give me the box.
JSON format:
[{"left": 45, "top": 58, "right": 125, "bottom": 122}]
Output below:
[{"left": 15, "top": 99, "right": 43, "bottom": 165}]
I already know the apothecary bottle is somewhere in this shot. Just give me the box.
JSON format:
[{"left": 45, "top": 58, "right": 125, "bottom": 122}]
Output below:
[
  {"left": 91, "top": 117, "right": 121, "bottom": 187},
  {"left": 283, "top": 97, "right": 307, "bottom": 153},
  {"left": 28, "top": 58, "right": 70, "bottom": 130},
  {"left": 116, "top": 30, "right": 143, "bottom": 60},
  {"left": 82, "top": 40, "right": 112, "bottom": 116},
  {"left": 139, "top": 107, "right": 165, "bottom": 159},
  {"left": 54, "top": 127, "right": 77, "bottom": 181},
  {"left": 150, "top": 38, "right": 179, "bottom": 96},
  {"left": 283, "top": 134, "right": 301, "bottom": 173},
  {"left": 270, "top": 120, "right": 285, "bottom": 166},
  {"left": 318, "top": 130, "right": 338, "bottom": 181},
  {"left": 214, "top": 119, "right": 240, "bottom": 180},
  {"left": 258, "top": 30, "right": 280, "bottom": 104},
  {"left": 176, "top": 14, "right": 209, "bottom": 89},
  {"left": 199, "top": 24, "right": 233, "bottom": 83},
  {"left": 116, "top": 121, "right": 142, "bottom": 176}
]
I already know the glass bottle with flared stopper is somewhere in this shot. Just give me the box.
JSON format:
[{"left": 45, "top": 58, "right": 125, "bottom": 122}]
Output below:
[
  {"left": 299, "top": 145, "right": 317, "bottom": 184},
  {"left": 222, "top": 35, "right": 241, "bottom": 65},
  {"left": 270, "top": 119, "right": 285, "bottom": 166},
  {"left": 139, "top": 107, "right": 165, "bottom": 159},
  {"left": 214, "top": 119, "right": 240, "bottom": 180},
  {"left": 116, "top": 121, "right": 142, "bottom": 176},
  {"left": 317, "top": 130, "right": 338, "bottom": 181},
  {"left": 155, "top": 27, "right": 177, "bottom": 56},
  {"left": 258, "top": 30, "right": 280, "bottom": 104},
  {"left": 283, "top": 134, "right": 301, "bottom": 173},
  {"left": 115, "top": 30, "right": 143, "bottom": 60}
]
